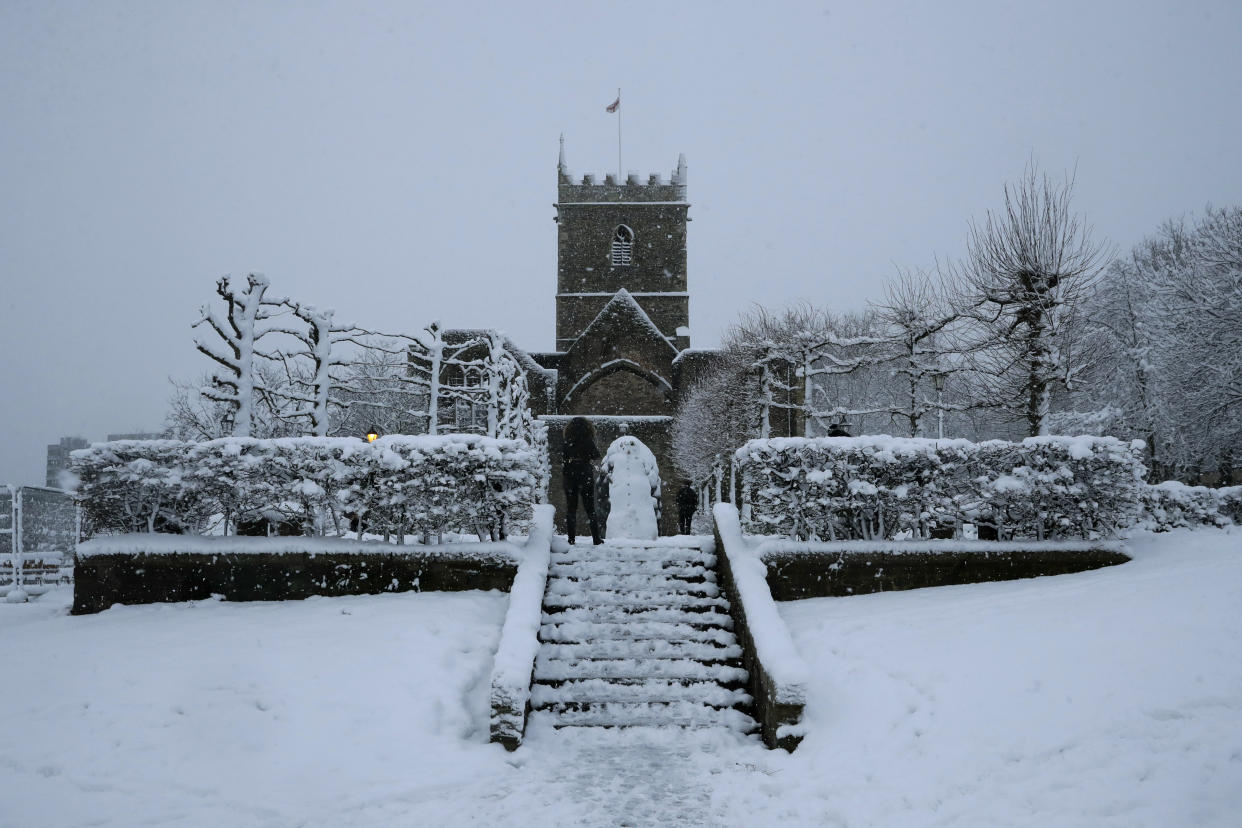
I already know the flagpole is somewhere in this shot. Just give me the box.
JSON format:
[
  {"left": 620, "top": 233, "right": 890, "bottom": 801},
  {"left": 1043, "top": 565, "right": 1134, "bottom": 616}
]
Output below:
[{"left": 616, "top": 87, "right": 622, "bottom": 182}]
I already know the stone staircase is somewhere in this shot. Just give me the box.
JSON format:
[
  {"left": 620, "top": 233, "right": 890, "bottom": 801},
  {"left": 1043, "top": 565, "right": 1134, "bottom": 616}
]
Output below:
[{"left": 530, "top": 540, "right": 757, "bottom": 733}]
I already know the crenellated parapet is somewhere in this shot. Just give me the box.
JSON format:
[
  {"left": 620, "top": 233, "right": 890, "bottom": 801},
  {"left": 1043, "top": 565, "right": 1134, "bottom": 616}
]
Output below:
[{"left": 557, "top": 138, "right": 687, "bottom": 203}]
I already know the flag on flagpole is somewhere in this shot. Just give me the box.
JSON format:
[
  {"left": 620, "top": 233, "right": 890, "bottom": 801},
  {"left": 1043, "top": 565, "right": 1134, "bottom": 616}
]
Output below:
[{"left": 606, "top": 95, "right": 620, "bottom": 113}]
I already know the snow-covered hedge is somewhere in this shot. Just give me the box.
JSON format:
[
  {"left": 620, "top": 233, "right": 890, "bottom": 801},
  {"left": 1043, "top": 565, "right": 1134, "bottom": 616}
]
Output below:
[
  {"left": 735, "top": 435, "right": 1147, "bottom": 541},
  {"left": 1138, "top": 481, "right": 1242, "bottom": 531},
  {"left": 70, "top": 435, "right": 539, "bottom": 539}
]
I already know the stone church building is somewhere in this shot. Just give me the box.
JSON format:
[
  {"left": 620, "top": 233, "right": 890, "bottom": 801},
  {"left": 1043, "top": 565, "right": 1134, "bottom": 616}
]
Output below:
[
  {"left": 479, "top": 142, "right": 716, "bottom": 532},
  {"left": 448, "top": 142, "right": 782, "bottom": 533}
]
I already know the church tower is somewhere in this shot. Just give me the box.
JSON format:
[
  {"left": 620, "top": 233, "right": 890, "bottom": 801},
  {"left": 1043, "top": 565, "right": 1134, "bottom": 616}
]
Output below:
[{"left": 554, "top": 138, "right": 690, "bottom": 352}]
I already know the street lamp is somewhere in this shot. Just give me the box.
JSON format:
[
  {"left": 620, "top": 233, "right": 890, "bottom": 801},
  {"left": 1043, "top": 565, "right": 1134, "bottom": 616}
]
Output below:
[
  {"left": 221, "top": 409, "right": 235, "bottom": 435},
  {"left": 365, "top": 426, "right": 380, "bottom": 443},
  {"left": 933, "top": 374, "right": 946, "bottom": 440}
]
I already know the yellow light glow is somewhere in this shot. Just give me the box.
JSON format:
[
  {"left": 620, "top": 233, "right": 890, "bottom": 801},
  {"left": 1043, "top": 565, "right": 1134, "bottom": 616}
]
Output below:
[{"left": 366, "top": 431, "right": 379, "bottom": 443}]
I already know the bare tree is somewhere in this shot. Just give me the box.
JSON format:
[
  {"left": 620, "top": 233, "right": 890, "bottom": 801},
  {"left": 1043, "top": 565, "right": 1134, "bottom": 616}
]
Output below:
[
  {"left": 672, "top": 345, "right": 762, "bottom": 487},
  {"left": 192, "top": 273, "right": 285, "bottom": 438},
  {"left": 955, "top": 164, "right": 1109, "bottom": 436},
  {"left": 871, "top": 268, "right": 963, "bottom": 436},
  {"left": 1153, "top": 206, "right": 1242, "bottom": 476}
]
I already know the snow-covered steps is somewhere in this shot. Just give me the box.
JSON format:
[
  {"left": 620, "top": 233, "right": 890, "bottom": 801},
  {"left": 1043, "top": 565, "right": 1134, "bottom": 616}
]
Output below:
[
  {"left": 530, "top": 702, "right": 757, "bottom": 731},
  {"left": 550, "top": 560, "right": 716, "bottom": 580},
  {"left": 542, "top": 591, "right": 729, "bottom": 610},
  {"left": 542, "top": 606, "right": 734, "bottom": 628},
  {"left": 532, "top": 540, "right": 756, "bottom": 734},
  {"left": 530, "top": 679, "right": 751, "bottom": 708},
  {"left": 538, "top": 620, "right": 738, "bottom": 645},
  {"left": 546, "top": 573, "right": 717, "bottom": 593},
  {"left": 535, "top": 656, "right": 748, "bottom": 683},
  {"left": 541, "top": 640, "right": 742, "bottom": 662},
  {"left": 551, "top": 549, "right": 717, "bottom": 567}
]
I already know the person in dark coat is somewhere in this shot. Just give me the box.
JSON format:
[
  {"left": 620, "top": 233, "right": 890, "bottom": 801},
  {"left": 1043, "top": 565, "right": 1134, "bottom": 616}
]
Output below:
[
  {"left": 676, "top": 479, "right": 698, "bottom": 535},
  {"left": 562, "top": 417, "right": 602, "bottom": 545}
]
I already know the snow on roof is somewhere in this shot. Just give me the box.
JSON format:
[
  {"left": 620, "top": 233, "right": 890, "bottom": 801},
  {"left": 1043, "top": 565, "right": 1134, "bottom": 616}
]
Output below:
[
  {"left": 557, "top": 292, "right": 688, "bottom": 298},
  {"left": 572, "top": 289, "right": 679, "bottom": 357},
  {"left": 672, "top": 347, "right": 722, "bottom": 365}
]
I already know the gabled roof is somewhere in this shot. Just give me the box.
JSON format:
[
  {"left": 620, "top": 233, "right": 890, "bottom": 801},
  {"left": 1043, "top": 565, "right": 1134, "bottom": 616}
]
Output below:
[{"left": 571, "top": 289, "right": 679, "bottom": 358}]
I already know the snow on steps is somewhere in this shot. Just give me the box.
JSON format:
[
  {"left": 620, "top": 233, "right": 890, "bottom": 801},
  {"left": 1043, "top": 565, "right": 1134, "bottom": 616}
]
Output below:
[
  {"left": 535, "top": 657, "right": 748, "bottom": 682},
  {"left": 533, "top": 539, "right": 756, "bottom": 734},
  {"left": 552, "top": 547, "right": 716, "bottom": 566},
  {"left": 531, "top": 679, "right": 751, "bottom": 707},
  {"left": 550, "top": 560, "right": 715, "bottom": 579},
  {"left": 539, "top": 620, "right": 737, "bottom": 645},
  {"left": 546, "top": 573, "right": 717, "bottom": 593},
  {"left": 542, "top": 606, "right": 734, "bottom": 628},
  {"left": 530, "top": 702, "right": 757, "bottom": 731},
  {"left": 541, "top": 640, "right": 742, "bottom": 661},
  {"left": 542, "top": 591, "right": 728, "bottom": 610}
]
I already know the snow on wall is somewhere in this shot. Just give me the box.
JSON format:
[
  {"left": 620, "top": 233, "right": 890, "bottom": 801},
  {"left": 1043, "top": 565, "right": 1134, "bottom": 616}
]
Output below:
[
  {"left": 488, "top": 504, "right": 554, "bottom": 749},
  {"left": 77, "top": 533, "right": 523, "bottom": 561},
  {"left": 602, "top": 437, "right": 662, "bottom": 540},
  {"left": 713, "top": 503, "right": 808, "bottom": 724}
]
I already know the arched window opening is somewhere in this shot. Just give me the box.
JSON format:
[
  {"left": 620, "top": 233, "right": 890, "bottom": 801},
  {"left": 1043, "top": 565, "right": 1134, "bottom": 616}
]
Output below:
[{"left": 611, "top": 225, "right": 634, "bottom": 266}]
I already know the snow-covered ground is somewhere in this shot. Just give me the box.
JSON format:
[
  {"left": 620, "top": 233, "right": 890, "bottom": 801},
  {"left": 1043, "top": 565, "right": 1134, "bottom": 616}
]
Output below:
[{"left": 2, "top": 527, "right": 1239, "bottom": 827}]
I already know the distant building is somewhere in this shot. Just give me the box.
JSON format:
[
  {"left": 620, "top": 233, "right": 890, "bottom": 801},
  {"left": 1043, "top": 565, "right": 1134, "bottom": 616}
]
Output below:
[
  {"left": 45, "top": 436, "right": 88, "bottom": 488},
  {"left": 46, "top": 433, "right": 158, "bottom": 489}
]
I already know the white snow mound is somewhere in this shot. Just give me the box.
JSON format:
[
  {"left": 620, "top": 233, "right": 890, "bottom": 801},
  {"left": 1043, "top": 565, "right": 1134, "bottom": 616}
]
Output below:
[{"left": 602, "top": 437, "right": 662, "bottom": 540}]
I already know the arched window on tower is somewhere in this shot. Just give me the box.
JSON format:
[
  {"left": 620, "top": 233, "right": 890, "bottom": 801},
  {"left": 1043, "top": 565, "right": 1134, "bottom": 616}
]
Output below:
[{"left": 611, "top": 225, "right": 634, "bottom": 266}]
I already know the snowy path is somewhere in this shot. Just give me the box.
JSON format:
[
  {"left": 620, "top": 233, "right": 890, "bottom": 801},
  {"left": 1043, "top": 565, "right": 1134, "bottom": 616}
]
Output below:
[{"left": 2, "top": 527, "right": 1240, "bottom": 826}]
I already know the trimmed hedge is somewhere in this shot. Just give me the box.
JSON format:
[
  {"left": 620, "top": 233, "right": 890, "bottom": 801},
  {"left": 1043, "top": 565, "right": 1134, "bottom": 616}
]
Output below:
[
  {"left": 69, "top": 435, "right": 539, "bottom": 539},
  {"left": 1139, "top": 481, "right": 1242, "bottom": 531},
  {"left": 72, "top": 535, "right": 520, "bottom": 615},
  {"left": 755, "top": 539, "right": 1131, "bottom": 600},
  {"left": 735, "top": 435, "right": 1147, "bottom": 541}
]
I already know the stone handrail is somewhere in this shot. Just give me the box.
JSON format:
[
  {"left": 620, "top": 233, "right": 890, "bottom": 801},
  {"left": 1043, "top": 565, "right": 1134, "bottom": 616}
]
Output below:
[
  {"left": 712, "top": 503, "right": 808, "bottom": 750},
  {"left": 488, "top": 504, "right": 554, "bottom": 750}
]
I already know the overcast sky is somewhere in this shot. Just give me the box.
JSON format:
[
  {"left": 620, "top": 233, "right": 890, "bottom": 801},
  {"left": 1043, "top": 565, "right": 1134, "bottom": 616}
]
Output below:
[{"left": 2, "top": 0, "right": 1240, "bottom": 485}]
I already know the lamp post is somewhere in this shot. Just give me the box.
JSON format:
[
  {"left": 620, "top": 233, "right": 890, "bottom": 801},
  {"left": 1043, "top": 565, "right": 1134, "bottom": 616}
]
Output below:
[
  {"left": 221, "top": 408, "right": 235, "bottom": 436},
  {"left": 933, "top": 373, "right": 946, "bottom": 440},
  {"left": 365, "top": 426, "right": 380, "bottom": 443}
]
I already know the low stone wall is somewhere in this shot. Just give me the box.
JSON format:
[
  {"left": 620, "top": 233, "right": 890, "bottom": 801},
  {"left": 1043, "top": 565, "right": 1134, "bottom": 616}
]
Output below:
[
  {"left": 713, "top": 504, "right": 808, "bottom": 751},
  {"left": 756, "top": 539, "right": 1131, "bottom": 601},
  {"left": 489, "top": 505, "right": 555, "bottom": 750},
  {"left": 72, "top": 535, "right": 520, "bottom": 615}
]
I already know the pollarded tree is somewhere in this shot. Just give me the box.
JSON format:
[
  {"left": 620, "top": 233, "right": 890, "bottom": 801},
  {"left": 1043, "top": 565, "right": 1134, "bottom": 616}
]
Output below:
[
  {"left": 871, "top": 269, "right": 964, "bottom": 437},
  {"left": 192, "top": 273, "right": 285, "bottom": 438},
  {"left": 955, "top": 164, "right": 1109, "bottom": 436}
]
